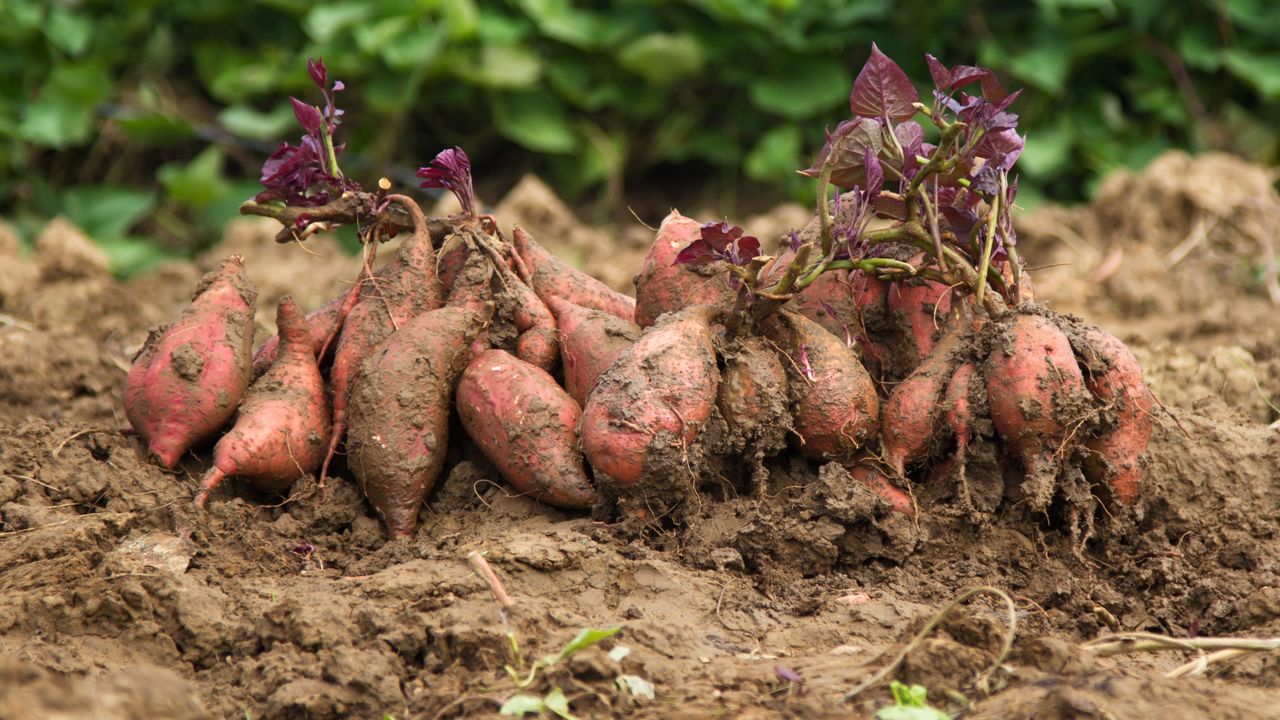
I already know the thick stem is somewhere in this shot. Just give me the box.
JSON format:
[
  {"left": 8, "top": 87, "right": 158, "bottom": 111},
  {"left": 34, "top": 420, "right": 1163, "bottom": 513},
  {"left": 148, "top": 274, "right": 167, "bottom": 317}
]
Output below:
[
  {"left": 817, "top": 162, "right": 835, "bottom": 258},
  {"left": 240, "top": 193, "right": 450, "bottom": 244},
  {"left": 975, "top": 193, "right": 1001, "bottom": 308},
  {"left": 863, "top": 222, "right": 1005, "bottom": 316}
]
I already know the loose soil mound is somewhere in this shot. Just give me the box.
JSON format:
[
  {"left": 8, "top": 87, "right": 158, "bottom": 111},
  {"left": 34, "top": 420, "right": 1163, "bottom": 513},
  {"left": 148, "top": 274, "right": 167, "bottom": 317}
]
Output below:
[{"left": 1, "top": 154, "right": 1277, "bottom": 718}]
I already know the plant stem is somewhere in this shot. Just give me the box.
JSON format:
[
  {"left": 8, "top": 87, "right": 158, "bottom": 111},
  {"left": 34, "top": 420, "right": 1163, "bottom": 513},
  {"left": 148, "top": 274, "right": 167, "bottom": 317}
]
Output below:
[
  {"left": 975, "top": 192, "right": 1001, "bottom": 308},
  {"left": 862, "top": 222, "right": 1005, "bottom": 316},
  {"left": 817, "top": 162, "right": 835, "bottom": 258}
]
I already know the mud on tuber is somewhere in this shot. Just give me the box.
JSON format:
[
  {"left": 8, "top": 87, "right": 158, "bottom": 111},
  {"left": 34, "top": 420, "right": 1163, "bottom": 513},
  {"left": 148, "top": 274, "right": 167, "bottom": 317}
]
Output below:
[{"left": 125, "top": 49, "right": 1154, "bottom": 539}]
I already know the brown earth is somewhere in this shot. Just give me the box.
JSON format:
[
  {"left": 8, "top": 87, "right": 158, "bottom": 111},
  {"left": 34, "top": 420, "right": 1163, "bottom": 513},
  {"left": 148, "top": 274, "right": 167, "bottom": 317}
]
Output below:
[{"left": 1, "top": 155, "right": 1278, "bottom": 719}]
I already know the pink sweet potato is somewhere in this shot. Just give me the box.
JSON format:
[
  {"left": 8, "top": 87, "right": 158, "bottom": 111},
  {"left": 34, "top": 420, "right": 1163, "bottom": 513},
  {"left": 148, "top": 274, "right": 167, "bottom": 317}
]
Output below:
[
  {"left": 887, "top": 275, "right": 953, "bottom": 366},
  {"left": 125, "top": 256, "right": 257, "bottom": 468},
  {"left": 319, "top": 225, "right": 443, "bottom": 484},
  {"left": 1078, "top": 327, "right": 1153, "bottom": 504},
  {"left": 848, "top": 464, "right": 914, "bottom": 515},
  {"left": 985, "top": 313, "right": 1088, "bottom": 503},
  {"left": 790, "top": 269, "right": 885, "bottom": 345},
  {"left": 194, "top": 297, "right": 330, "bottom": 507},
  {"left": 943, "top": 361, "right": 978, "bottom": 468},
  {"left": 633, "top": 210, "right": 737, "bottom": 328},
  {"left": 545, "top": 295, "right": 641, "bottom": 407},
  {"left": 717, "top": 336, "right": 790, "bottom": 454},
  {"left": 457, "top": 349, "right": 597, "bottom": 508},
  {"left": 251, "top": 294, "right": 343, "bottom": 378},
  {"left": 763, "top": 310, "right": 880, "bottom": 462},
  {"left": 345, "top": 305, "right": 486, "bottom": 537},
  {"left": 512, "top": 226, "right": 636, "bottom": 323},
  {"left": 880, "top": 331, "right": 960, "bottom": 477},
  {"left": 580, "top": 304, "right": 721, "bottom": 489},
  {"left": 483, "top": 243, "right": 558, "bottom": 372}
]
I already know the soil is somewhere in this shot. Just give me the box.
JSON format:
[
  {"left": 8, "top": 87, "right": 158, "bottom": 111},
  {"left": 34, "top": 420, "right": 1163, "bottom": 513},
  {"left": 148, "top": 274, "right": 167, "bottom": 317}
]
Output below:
[{"left": 2, "top": 153, "right": 1279, "bottom": 719}]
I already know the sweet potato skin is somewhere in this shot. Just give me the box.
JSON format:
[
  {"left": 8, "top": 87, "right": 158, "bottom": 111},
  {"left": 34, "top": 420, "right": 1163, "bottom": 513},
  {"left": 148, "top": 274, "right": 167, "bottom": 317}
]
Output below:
[
  {"left": 880, "top": 331, "right": 959, "bottom": 477},
  {"left": 887, "top": 276, "right": 953, "bottom": 367},
  {"left": 346, "top": 305, "right": 485, "bottom": 537},
  {"left": 848, "top": 464, "right": 914, "bottom": 515},
  {"left": 124, "top": 256, "right": 257, "bottom": 468},
  {"left": 251, "top": 294, "right": 343, "bottom": 378},
  {"left": 545, "top": 296, "right": 641, "bottom": 407},
  {"left": 717, "top": 336, "right": 790, "bottom": 455},
  {"left": 943, "top": 361, "right": 978, "bottom": 466},
  {"left": 633, "top": 211, "right": 737, "bottom": 328},
  {"left": 985, "top": 313, "right": 1088, "bottom": 504},
  {"left": 764, "top": 310, "right": 879, "bottom": 462},
  {"left": 512, "top": 226, "right": 636, "bottom": 323},
  {"left": 457, "top": 349, "right": 597, "bottom": 508},
  {"left": 488, "top": 247, "right": 558, "bottom": 372},
  {"left": 580, "top": 304, "right": 721, "bottom": 489},
  {"left": 1078, "top": 327, "right": 1153, "bottom": 504},
  {"left": 195, "top": 297, "right": 330, "bottom": 507}
]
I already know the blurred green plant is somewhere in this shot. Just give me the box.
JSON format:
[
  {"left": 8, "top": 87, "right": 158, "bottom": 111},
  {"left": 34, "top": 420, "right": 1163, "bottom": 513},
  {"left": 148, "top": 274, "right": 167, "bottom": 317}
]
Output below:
[{"left": 2, "top": 0, "right": 1278, "bottom": 272}]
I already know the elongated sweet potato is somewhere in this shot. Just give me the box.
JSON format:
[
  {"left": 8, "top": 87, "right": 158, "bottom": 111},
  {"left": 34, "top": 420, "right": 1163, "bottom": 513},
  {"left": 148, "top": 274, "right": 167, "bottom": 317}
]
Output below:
[
  {"left": 545, "top": 295, "right": 641, "bottom": 406},
  {"left": 717, "top": 336, "right": 789, "bottom": 455},
  {"left": 580, "top": 304, "right": 722, "bottom": 489},
  {"left": 319, "top": 227, "right": 443, "bottom": 484},
  {"left": 943, "top": 361, "right": 978, "bottom": 468},
  {"left": 985, "top": 313, "right": 1088, "bottom": 506},
  {"left": 880, "top": 330, "right": 961, "bottom": 477},
  {"left": 251, "top": 294, "right": 343, "bottom": 378},
  {"left": 457, "top": 349, "right": 597, "bottom": 508},
  {"left": 125, "top": 256, "right": 257, "bottom": 468},
  {"left": 848, "top": 464, "right": 914, "bottom": 515},
  {"left": 763, "top": 311, "right": 879, "bottom": 462},
  {"left": 887, "top": 275, "right": 953, "bottom": 366},
  {"left": 1077, "top": 327, "right": 1153, "bottom": 504},
  {"left": 633, "top": 211, "right": 737, "bottom": 328},
  {"left": 512, "top": 226, "right": 636, "bottom": 323},
  {"left": 194, "top": 297, "right": 330, "bottom": 507},
  {"left": 346, "top": 305, "right": 487, "bottom": 537},
  {"left": 483, "top": 243, "right": 558, "bottom": 372}
]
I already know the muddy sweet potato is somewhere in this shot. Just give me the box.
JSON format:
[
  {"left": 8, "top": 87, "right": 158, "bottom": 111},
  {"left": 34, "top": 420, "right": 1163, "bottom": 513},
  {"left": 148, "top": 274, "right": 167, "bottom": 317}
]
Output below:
[
  {"left": 580, "top": 304, "right": 722, "bottom": 490},
  {"left": 319, "top": 228, "right": 443, "bottom": 483},
  {"left": 1077, "top": 327, "right": 1153, "bottom": 504},
  {"left": 985, "top": 313, "right": 1089, "bottom": 506},
  {"left": 633, "top": 210, "right": 737, "bottom": 328},
  {"left": 250, "top": 294, "right": 343, "bottom": 378},
  {"left": 880, "top": 330, "right": 961, "bottom": 478},
  {"left": 763, "top": 311, "right": 879, "bottom": 462},
  {"left": 512, "top": 226, "right": 636, "bottom": 323},
  {"left": 887, "top": 275, "right": 953, "bottom": 367},
  {"left": 483, "top": 243, "right": 558, "bottom": 372},
  {"left": 943, "top": 361, "right": 978, "bottom": 469},
  {"left": 717, "top": 336, "right": 790, "bottom": 455},
  {"left": 124, "top": 256, "right": 257, "bottom": 468},
  {"left": 545, "top": 295, "right": 641, "bottom": 407},
  {"left": 345, "top": 305, "right": 487, "bottom": 537},
  {"left": 848, "top": 464, "right": 915, "bottom": 515},
  {"left": 194, "top": 297, "right": 330, "bottom": 508},
  {"left": 457, "top": 349, "right": 597, "bottom": 509}
]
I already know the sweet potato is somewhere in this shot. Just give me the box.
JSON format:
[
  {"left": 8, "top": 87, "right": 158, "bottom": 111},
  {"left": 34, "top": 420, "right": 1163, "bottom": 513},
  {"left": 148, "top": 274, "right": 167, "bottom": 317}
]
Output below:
[
  {"left": 880, "top": 331, "right": 960, "bottom": 477},
  {"left": 194, "top": 297, "right": 330, "bottom": 507},
  {"left": 887, "top": 275, "right": 953, "bottom": 366},
  {"left": 250, "top": 294, "right": 343, "bottom": 378},
  {"left": 763, "top": 310, "right": 879, "bottom": 462},
  {"left": 943, "top": 361, "right": 978, "bottom": 468},
  {"left": 319, "top": 227, "right": 443, "bottom": 483},
  {"left": 633, "top": 210, "right": 737, "bottom": 328},
  {"left": 346, "top": 305, "right": 487, "bottom": 537},
  {"left": 512, "top": 226, "right": 636, "bottom": 323},
  {"left": 848, "top": 464, "right": 914, "bottom": 515},
  {"left": 125, "top": 256, "right": 257, "bottom": 468},
  {"left": 1077, "top": 327, "right": 1153, "bottom": 504},
  {"left": 580, "top": 304, "right": 722, "bottom": 489},
  {"left": 789, "top": 269, "right": 885, "bottom": 346},
  {"left": 716, "top": 336, "right": 790, "bottom": 455},
  {"left": 483, "top": 243, "right": 558, "bottom": 372},
  {"left": 985, "top": 313, "right": 1088, "bottom": 505},
  {"left": 457, "top": 349, "right": 597, "bottom": 508},
  {"left": 545, "top": 295, "right": 641, "bottom": 407}
]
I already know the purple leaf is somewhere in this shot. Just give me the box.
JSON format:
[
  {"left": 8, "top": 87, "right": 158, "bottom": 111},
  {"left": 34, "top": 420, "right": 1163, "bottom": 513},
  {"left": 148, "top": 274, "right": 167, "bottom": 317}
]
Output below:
[
  {"left": 864, "top": 146, "right": 883, "bottom": 197},
  {"left": 674, "top": 239, "right": 718, "bottom": 266},
  {"left": 981, "top": 73, "right": 1008, "bottom": 102},
  {"left": 291, "top": 97, "right": 323, "bottom": 137},
  {"left": 895, "top": 121, "right": 924, "bottom": 178},
  {"left": 976, "top": 128, "right": 1025, "bottom": 172},
  {"left": 417, "top": 146, "right": 476, "bottom": 218},
  {"left": 948, "top": 65, "right": 991, "bottom": 91},
  {"left": 925, "top": 53, "right": 950, "bottom": 91},
  {"left": 307, "top": 57, "right": 327, "bottom": 90},
  {"left": 788, "top": 229, "right": 802, "bottom": 252},
  {"left": 694, "top": 220, "right": 760, "bottom": 267},
  {"left": 700, "top": 220, "right": 744, "bottom": 253},
  {"left": 731, "top": 235, "right": 762, "bottom": 266},
  {"left": 850, "top": 43, "right": 919, "bottom": 121},
  {"left": 800, "top": 118, "right": 884, "bottom": 190}
]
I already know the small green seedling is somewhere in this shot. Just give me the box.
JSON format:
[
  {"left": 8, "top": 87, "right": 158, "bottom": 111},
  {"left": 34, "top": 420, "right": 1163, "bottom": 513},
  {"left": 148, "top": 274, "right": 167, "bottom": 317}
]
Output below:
[
  {"left": 505, "top": 626, "right": 621, "bottom": 688},
  {"left": 874, "top": 681, "right": 949, "bottom": 720}
]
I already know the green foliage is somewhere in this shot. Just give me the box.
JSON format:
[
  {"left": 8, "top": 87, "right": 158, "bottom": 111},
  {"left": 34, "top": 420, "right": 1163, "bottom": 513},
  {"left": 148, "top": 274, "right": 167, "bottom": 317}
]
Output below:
[
  {"left": 874, "top": 681, "right": 950, "bottom": 720},
  {"left": 2, "top": 0, "right": 1279, "bottom": 269}
]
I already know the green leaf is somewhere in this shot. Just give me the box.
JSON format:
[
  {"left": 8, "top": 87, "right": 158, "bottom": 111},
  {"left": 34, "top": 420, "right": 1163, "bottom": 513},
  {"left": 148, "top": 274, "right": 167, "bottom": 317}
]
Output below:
[
  {"left": 381, "top": 23, "right": 447, "bottom": 71},
  {"left": 303, "top": 1, "right": 373, "bottom": 42},
  {"left": 1019, "top": 120, "right": 1073, "bottom": 178},
  {"left": 18, "top": 98, "right": 95, "bottom": 148},
  {"left": 97, "top": 236, "right": 173, "bottom": 278},
  {"left": 45, "top": 8, "right": 92, "bottom": 56},
  {"left": 874, "top": 681, "right": 949, "bottom": 720},
  {"left": 218, "top": 104, "right": 295, "bottom": 141},
  {"left": 555, "top": 626, "right": 621, "bottom": 662},
  {"left": 748, "top": 57, "right": 850, "bottom": 119},
  {"left": 618, "top": 34, "right": 704, "bottom": 85},
  {"left": 516, "top": 0, "right": 602, "bottom": 49},
  {"left": 543, "top": 687, "right": 575, "bottom": 720},
  {"left": 355, "top": 15, "right": 410, "bottom": 54},
  {"left": 1222, "top": 49, "right": 1280, "bottom": 99},
  {"left": 493, "top": 92, "right": 578, "bottom": 153},
  {"left": 59, "top": 186, "right": 157, "bottom": 241},
  {"left": 1007, "top": 32, "right": 1071, "bottom": 94},
  {"left": 457, "top": 44, "right": 543, "bottom": 88},
  {"left": 498, "top": 694, "right": 545, "bottom": 716},
  {"left": 745, "top": 125, "right": 803, "bottom": 182},
  {"left": 158, "top": 147, "right": 232, "bottom": 210}
]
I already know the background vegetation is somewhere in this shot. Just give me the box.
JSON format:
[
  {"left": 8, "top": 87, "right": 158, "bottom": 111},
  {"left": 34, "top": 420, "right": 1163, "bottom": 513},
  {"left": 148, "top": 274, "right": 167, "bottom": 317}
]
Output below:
[{"left": 3, "top": 0, "right": 1278, "bottom": 274}]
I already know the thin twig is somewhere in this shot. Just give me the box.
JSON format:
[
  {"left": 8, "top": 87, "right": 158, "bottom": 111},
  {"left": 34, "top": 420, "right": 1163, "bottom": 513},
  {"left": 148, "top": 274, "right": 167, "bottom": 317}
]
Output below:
[{"left": 467, "top": 551, "right": 515, "bottom": 609}]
